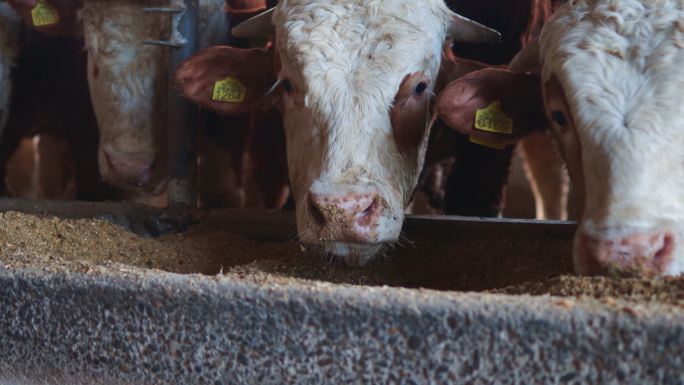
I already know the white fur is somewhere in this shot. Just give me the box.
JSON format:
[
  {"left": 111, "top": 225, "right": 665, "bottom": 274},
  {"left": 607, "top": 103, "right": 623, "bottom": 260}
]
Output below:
[
  {"left": 81, "top": 0, "right": 223, "bottom": 194},
  {"left": 540, "top": 0, "right": 684, "bottom": 275},
  {"left": 273, "top": 0, "right": 454, "bottom": 262}
]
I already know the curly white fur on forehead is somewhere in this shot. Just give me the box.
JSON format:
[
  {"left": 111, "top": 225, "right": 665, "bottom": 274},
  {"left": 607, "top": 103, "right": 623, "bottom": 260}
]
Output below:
[
  {"left": 539, "top": 0, "right": 684, "bottom": 133},
  {"left": 541, "top": 0, "right": 684, "bottom": 82},
  {"left": 273, "top": 0, "right": 449, "bottom": 126}
]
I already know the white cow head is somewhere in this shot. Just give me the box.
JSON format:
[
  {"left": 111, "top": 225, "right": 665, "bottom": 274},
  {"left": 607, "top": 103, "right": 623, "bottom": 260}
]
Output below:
[
  {"left": 82, "top": 1, "right": 171, "bottom": 194},
  {"left": 80, "top": 0, "right": 232, "bottom": 196},
  {"left": 176, "top": 0, "right": 499, "bottom": 265},
  {"left": 508, "top": 0, "right": 684, "bottom": 276}
]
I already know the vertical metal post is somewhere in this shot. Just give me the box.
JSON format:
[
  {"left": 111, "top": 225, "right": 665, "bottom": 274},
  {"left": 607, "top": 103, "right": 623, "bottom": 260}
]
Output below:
[{"left": 167, "top": 0, "right": 199, "bottom": 207}]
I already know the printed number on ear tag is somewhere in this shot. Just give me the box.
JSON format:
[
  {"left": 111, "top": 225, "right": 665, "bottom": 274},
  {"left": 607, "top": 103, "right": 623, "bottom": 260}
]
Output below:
[
  {"left": 469, "top": 135, "right": 505, "bottom": 150},
  {"left": 212, "top": 76, "right": 246, "bottom": 103},
  {"left": 474, "top": 101, "right": 513, "bottom": 134},
  {"left": 31, "top": 0, "right": 59, "bottom": 27}
]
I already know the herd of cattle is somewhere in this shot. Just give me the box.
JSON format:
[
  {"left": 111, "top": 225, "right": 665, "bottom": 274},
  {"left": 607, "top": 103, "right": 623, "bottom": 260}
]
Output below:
[{"left": 0, "top": 0, "right": 681, "bottom": 278}]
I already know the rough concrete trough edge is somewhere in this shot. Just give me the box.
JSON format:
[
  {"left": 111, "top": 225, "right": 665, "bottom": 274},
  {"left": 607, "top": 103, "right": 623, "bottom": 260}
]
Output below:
[{"left": 1, "top": 266, "right": 683, "bottom": 385}]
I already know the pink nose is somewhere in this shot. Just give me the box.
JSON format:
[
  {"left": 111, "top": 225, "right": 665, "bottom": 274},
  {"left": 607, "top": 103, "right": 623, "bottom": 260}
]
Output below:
[
  {"left": 104, "top": 151, "right": 153, "bottom": 188},
  {"left": 577, "top": 231, "right": 675, "bottom": 276},
  {"left": 307, "top": 192, "right": 383, "bottom": 243}
]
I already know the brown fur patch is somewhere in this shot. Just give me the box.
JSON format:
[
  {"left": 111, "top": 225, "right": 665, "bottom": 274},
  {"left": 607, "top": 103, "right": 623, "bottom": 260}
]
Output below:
[{"left": 436, "top": 68, "right": 546, "bottom": 146}]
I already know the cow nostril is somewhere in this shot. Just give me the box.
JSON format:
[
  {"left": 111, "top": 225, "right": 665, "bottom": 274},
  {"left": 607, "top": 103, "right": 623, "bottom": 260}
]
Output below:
[
  {"left": 655, "top": 234, "right": 674, "bottom": 262},
  {"left": 356, "top": 196, "right": 381, "bottom": 228},
  {"left": 361, "top": 197, "right": 378, "bottom": 217},
  {"left": 308, "top": 195, "right": 326, "bottom": 227}
]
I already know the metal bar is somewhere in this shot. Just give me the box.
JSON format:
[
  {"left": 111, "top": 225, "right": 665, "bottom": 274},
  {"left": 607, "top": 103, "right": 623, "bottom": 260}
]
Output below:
[{"left": 167, "top": 0, "right": 199, "bottom": 207}]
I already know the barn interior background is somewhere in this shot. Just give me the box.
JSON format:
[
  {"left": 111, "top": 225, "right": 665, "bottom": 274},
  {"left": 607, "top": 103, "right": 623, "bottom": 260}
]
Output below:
[{"left": 0, "top": 0, "right": 681, "bottom": 385}]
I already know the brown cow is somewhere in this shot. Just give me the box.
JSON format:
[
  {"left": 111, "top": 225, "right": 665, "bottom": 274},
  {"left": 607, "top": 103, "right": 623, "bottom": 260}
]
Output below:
[
  {"left": 421, "top": 0, "right": 555, "bottom": 217},
  {"left": 0, "top": 10, "right": 118, "bottom": 201},
  {"left": 6, "top": 0, "right": 81, "bottom": 36},
  {"left": 197, "top": 0, "right": 289, "bottom": 209}
]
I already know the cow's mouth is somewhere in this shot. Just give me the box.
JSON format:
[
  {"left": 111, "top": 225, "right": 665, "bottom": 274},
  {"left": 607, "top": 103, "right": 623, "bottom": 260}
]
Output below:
[{"left": 305, "top": 242, "right": 384, "bottom": 267}]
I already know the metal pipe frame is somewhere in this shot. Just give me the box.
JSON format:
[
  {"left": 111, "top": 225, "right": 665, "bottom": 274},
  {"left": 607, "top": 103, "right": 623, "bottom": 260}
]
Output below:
[{"left": 166, "top": 0, "right": 199, "bottom": 207}]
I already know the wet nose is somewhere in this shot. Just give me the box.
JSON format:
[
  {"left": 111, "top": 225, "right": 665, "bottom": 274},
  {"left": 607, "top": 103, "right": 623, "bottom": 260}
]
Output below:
[
  {"left": 104, "top": 151, "right": 153, "bottom": 188},
  {"left": 307, "top": 191, "right": 383, "bottom": 243},
  {"left": 577, "top": 231, "right": 675, "bottom": 276}
]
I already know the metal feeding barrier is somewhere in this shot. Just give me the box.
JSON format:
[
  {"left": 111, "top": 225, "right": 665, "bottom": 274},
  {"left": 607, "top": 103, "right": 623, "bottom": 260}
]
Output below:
[{"left": 142, "top": 0, "right": 199, "bottom": 208}]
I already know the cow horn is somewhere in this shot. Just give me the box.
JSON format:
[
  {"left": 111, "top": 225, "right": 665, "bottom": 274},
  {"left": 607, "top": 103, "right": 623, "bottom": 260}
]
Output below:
[
  {"left": 231, "top": 7, "right": 275, "bottom": 38},
  {"left": 449, "top": 13, "right": 501, "bottom": 44},
  {"left": 509, "top": 39, "right": 540, "bottom": 73}
]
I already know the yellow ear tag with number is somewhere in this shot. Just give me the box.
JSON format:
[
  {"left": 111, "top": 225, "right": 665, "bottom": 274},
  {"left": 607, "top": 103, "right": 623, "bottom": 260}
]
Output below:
[
  {"left": 31, "top": 0, "right": 60, "bottom": 27},
  {"left": 211, "top": 75, "right": 246, "bottom": 103},
  {"left": 474, "top": 100, "right": 513, "bottom": 134}
]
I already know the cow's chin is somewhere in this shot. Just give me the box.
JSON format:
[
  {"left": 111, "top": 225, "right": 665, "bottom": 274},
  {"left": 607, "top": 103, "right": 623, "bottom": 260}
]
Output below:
[
  {"left": 307, "top": 242, "right": 384, "bottom": 267},
  {"left": 102, "top": 174, "right": 168, "bottom": 196}
]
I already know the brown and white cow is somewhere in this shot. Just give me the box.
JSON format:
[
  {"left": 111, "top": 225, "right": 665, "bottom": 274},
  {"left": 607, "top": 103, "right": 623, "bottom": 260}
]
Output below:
[
  {"left": 0, "top": 2, "right": 117, "bottom": 201},
  {"left": 81, "top": 0, "right": 286, "bottom": 208},
  {"left": 7, "top": 0, "right": 82, "bottom": 36},
  {"left": 198, "top": 0, "right": 289, "bottom": 209},
  {"left": 176, "top": 0, "right": 501, "bottom": 265},
  {"left": 0, "top": 4, "right": 21, "bottom": 139},
  {"left": 81, "top": 0, "right": 178, "bottom": 195},
  {"left": 449, "top": 0, "right": 684, "bottom": 276},
  {"left": 418, "top": 0, "right": 559, "bottom": 219}
]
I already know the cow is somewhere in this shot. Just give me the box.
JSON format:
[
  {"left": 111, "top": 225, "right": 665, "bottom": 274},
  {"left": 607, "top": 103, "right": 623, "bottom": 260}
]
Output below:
[
  {"left": 80, "top": 0, "right": 287, "bottom": 209},
  {"left": 175, "top": 0, "right": 501, "bottom": 265},
  {"left": 417, "top": 0, "right": 557, "bottom": 218},
  {"left": 448, "top": 0, "right": 684, "bottom": 276},
  {"left": 6, "top": 0, "right": 82, "bottom": 36},
  {"left": 5, "top": 134, "right": 77, "bottom": 200},
  {"left": 81, "top": 0, "right": 179, "bottom": 196},
  {"left": 0, "top": 4, "right": 21, "bottom": 139},
  {"left": 0, "top": 1, "right": 116, "bottom": 200},
  {"left": 199, "top": 0, "right": 289, "bottom": 209},
  {"left": 0, "top": 2, "right": 118, "bottom": 201}
]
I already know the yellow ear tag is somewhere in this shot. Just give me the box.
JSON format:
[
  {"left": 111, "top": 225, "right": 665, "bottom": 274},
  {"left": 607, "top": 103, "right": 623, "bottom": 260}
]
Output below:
[
  {"left": 211, "top": 75, "right": 246, "bottom": 103},
  {"left": 474, "top": 100, "right": 513, "bottom": 134},
  {"left": 31, "top": 0, "right": 59, "bottom": 27},
  {"left": 469, "top": 135, "right": 505, "bottom": 150}
]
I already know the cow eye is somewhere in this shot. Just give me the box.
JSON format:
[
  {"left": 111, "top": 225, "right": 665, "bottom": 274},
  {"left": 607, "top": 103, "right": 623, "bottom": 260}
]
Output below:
[
  {"left": 414, "top": 82, "right": 428, "bottom": 96},
  {"left": 281, "top": 79, "right": 294, "bottom": 94},
  {"left": 551, "top": 111, "right": 567, "bottom": 126}
]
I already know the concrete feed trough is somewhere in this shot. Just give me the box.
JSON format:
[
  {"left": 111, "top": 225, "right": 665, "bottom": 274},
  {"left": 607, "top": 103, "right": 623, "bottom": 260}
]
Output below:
[{"left": 0, "top": 200, "right": 683, "bottom": 385}]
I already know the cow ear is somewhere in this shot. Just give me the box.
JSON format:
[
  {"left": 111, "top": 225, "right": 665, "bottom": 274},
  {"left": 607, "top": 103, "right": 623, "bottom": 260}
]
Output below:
[
  {"left": 9, "top": 0, "right": 82, "bottom": 36},
  {"left": 436, "top": 43, "right": 493, "bottom": 94},
  {"left": 436, "top": 68, "right": 547, "bottom": 148},
  {"left": 175, "top": 46, "right": 276, "bottom": 116},
  {"left": 231, "top": 7, "right": 274, "bottom": 38},
  {"left": 448, "top": 13, "right": 501, "bottom": 45},
  {"left": 510, "top": 39, "right": 541, "bottom": 73}
]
